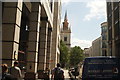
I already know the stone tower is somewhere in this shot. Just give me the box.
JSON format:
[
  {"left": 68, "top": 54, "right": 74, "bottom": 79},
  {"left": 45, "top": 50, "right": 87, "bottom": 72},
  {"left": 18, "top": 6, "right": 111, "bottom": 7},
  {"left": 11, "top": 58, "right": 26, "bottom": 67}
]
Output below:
[{"left": 61, "top": 11, "right": 71, "bottom": 49}]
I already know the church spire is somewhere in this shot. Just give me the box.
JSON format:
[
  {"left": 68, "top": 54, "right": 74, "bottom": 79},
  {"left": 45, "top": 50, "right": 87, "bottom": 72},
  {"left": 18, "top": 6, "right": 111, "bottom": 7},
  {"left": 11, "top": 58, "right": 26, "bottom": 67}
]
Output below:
[
  {"left": 63, "top": 11, "right": 69, "bottom": 30},
  {"left": 64, "top": 11, "right": 68, "bottom": 21}
]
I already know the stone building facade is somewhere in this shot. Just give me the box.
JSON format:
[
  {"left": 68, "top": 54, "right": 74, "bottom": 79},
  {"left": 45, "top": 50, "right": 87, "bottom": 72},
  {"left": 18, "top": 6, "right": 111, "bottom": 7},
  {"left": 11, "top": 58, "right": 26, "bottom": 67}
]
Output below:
[
  {"left": 91, "top": 37, "right": 101, "bottom": 57},
  {"left": 83, "top": 48, "right": 90, "bottom": 58},
  {"left": 51, "top": 1, "right": 61, "bottom": 70},
  {"left": 83, "top": 37, "right": 101, "bottom": 57},
  {"left": 107, "top": 2, "right": 120, "bottom": 57},
  {"left": 2, "top": 0, "right": 61, "bottom": 79}
]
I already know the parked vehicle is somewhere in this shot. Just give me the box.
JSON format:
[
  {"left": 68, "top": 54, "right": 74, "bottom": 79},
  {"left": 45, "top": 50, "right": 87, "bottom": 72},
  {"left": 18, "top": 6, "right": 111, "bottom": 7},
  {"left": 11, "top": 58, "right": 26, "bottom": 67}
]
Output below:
[{"left": 82, "top": 56, "right": 120, "bottom": 80}]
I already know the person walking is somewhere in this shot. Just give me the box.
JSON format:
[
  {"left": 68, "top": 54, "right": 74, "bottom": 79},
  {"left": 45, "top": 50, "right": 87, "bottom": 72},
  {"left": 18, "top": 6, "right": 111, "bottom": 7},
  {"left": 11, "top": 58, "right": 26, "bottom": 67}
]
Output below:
[
  {"left": 9, "top": 61, "right": 22, "bottom": 80},
  {"left": 51, "top": 63, "right": 64, "bottom": 80},
  {"left": 1, "top": 64, "right": 14, "bottom": 80}
]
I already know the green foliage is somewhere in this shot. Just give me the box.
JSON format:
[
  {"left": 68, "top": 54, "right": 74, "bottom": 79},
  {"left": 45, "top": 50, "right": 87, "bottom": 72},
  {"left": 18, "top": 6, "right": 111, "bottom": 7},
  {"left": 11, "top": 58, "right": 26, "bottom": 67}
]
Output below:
[
  {"left": 60, "top": 40, "right": 69, "bottom": 68},
  {"left": 69, "top": 46, "right": 84, "bottom": 67},
  {"left": 60, "top": 41, "right": 84, "bottom": 68}
]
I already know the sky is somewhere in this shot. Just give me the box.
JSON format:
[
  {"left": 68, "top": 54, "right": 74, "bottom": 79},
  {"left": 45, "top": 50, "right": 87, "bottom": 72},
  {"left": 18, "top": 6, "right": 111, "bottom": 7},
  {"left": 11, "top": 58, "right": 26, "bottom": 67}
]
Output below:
[{"left": 61, "top": 0, "right": 107, "bottom": 49}]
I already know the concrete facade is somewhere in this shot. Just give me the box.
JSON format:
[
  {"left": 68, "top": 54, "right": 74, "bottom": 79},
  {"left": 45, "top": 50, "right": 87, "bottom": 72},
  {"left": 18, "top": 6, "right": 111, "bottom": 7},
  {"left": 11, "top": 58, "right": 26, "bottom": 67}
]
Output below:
[
  {"left": 88, "top": 46, "right": 93, "bottom": 57},
  {"left": 107, "top": 2, "right": 120, "bottom": 57},
  {"left": 2, "top": 1, "right": 61, "bottom": 79},
  {"left": 101, "top": 22, "right": 108, "bottom": 56},
  {"left": 91, "top": 37, "right": 101, "bottom": 57},
  {"left": 83, "top": 48, "right": 90, "bottom": 58},
  {"left": 84, "top": 37, "right": 101, "bottom": 57}
]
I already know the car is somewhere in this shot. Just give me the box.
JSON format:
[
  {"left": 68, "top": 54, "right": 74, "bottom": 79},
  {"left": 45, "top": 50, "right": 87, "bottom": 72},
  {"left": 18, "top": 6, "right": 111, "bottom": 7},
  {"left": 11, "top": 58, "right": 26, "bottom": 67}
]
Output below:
[{"left": 82, "top": 56, "right": 120, "bottom": 80}]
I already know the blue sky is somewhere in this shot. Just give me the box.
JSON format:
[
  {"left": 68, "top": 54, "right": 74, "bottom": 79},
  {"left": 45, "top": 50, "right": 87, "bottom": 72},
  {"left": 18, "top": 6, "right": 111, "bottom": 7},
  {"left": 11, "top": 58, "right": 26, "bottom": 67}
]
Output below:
[{"left": 61, "top": 0, "right": 107, "bottom": 49}]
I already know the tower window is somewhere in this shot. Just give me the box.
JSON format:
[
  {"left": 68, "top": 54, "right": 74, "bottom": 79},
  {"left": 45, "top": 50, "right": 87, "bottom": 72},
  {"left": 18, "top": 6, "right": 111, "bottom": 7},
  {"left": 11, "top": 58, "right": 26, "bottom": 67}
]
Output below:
[{"left": 64, "top": 37, "right": 67, "bottom": 41}]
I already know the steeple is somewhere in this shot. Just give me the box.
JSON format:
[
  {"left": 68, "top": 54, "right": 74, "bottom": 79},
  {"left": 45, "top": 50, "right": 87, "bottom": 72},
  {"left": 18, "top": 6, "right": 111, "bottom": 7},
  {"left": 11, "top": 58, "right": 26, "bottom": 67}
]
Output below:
[
  {"left": 63, "top": 11, "right": 69, "bottom": 30},
  {"left": 64, "top": 11, "right": 68, "bottom": 21},
  {"left": 61, "top": 11, "right": 71, "bottom": 49}
]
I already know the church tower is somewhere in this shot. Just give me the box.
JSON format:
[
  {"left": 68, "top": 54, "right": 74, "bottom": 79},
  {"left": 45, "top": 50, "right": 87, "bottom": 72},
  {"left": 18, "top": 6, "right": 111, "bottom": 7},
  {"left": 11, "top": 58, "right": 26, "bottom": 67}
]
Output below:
[{"left": 61, "top": 11, "right": 71, "bottom": 49}]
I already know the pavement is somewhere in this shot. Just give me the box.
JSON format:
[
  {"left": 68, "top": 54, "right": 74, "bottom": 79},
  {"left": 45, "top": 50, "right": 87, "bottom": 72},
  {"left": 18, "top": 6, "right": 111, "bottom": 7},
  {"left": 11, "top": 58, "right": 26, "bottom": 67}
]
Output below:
[
  {"left": 63, "top": 69, "right": 82, "bottom": 80},
  {"left": 22, "top": 69, "right": 75, "bottom": 80},
  {"left": 36, "top": 69, "right": 70, "bottom": 80},
  {"left": 78, "top": 65, "right": 83, "bottom": 80},
  {"left": 63, "top": 69, "right": 70, "bottom": 79}
]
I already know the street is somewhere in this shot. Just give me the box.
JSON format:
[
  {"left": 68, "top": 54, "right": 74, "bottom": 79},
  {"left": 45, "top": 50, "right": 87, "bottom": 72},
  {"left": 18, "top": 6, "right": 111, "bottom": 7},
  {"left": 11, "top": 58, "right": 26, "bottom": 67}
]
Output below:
[{"left": 2, "top": 1, "right": 120, "bottom": 80}]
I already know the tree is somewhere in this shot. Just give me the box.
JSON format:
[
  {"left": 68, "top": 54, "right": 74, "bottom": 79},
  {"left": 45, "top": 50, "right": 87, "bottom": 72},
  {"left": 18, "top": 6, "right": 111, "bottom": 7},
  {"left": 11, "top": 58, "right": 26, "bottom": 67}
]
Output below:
[
  {"left": 69, "top": 46, "right": 84, "bottom": 67},
  {"left": 60, "top": 40, "right": 69, "bottom": 68}
]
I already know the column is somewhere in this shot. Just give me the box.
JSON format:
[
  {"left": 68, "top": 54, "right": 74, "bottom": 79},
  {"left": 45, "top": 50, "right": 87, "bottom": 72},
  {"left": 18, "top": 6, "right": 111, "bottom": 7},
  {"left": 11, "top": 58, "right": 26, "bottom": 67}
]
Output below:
[
  {"left": 46, "top": 27, "right": 52, "bottom": 69},
  {"left": 50, "top": 28, "right": 57, "bottom": 70},
  {"left": 38, "top": 20, "right": 48, "bottom": 70},
  {"left": 0, "top": 2, "right": 2, "bottom": 67},
  {"left": 2, "top": 2, "right": 23, "bottom": 66},
  {"left": 111, "top": 2, "right": 115, "bottom": 56},
  {"left": 25, "top": 3, "right": 41, "bottom": 80}
]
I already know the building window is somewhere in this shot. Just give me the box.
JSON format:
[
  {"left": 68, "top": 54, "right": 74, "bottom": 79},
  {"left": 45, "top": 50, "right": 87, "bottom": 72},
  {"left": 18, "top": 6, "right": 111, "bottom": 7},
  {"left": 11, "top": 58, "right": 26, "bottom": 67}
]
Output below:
[
  {"left": 102, "top": 50, "right": 107, "bottom": 56},
  {"left": 102, "top": 34, "right": 107, "bottom": 40},
  {"left": 102, "top": 42, "right": 107, "bottom": 48},
  {"left": 50, "top": 0, "right": 53, "bottom": 12},
  {"left": 102, "top": 26, "right": 107, "bottom": 33},
  {"left": 64, "top": 37, "right": 67, "bottom": 41},
  {"left": 2, "top": 2, "right": 4, "bottom": 18}
]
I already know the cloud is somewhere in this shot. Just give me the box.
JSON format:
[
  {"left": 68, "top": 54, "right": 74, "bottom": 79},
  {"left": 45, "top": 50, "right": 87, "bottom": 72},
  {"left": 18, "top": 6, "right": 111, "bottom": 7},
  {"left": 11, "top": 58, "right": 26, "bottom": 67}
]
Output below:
[
  {"left": 61, "top": 19, "right": 64, "bottom": 23},
  {"left": 83, "top": 0, "right": 106, "bottom": 21},
  {"left": 71, "top": 36, "right": 92, "bottom": 49}
]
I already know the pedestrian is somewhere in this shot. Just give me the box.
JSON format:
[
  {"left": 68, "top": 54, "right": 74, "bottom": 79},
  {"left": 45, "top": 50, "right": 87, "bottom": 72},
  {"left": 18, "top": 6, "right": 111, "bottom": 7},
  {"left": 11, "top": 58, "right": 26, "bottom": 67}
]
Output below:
[
  {"left": 9, "top": 61, "right": 22, "bottom": 80},
  {"left": 51, "top": 63, "right": 64, "bottom": 80},
  {"left": 1, "top": 63, "right": 14, "bottom": 80}
]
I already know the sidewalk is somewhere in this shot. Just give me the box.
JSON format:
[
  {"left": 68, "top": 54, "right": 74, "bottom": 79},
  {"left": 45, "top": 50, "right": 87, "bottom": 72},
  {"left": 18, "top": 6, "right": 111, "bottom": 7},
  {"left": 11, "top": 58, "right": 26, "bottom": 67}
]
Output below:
[
  {"left": 37, "top": 69, "right": 70, "bottom": 80},
  {"left": 22, "top": 69, "right": 71, "bottom": 80},
  {"left": 63, "top": 69, "right": 70, "bottom": 79},
  {"left": 78, "top": 65, "right": 83, "bottom": 80}
]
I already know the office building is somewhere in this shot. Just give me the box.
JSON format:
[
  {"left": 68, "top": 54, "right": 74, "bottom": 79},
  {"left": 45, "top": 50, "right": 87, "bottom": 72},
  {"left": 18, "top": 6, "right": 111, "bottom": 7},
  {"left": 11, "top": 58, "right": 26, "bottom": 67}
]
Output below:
[{"left": 107, "top": 2, "right": 120, "bottom": 57}]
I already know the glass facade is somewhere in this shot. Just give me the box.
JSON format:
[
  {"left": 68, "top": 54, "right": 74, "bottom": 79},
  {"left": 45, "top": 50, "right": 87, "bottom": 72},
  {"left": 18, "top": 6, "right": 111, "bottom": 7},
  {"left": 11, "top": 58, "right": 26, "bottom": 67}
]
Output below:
[{"left": 101, "top": 22, "right": 108, "bottom": 56}]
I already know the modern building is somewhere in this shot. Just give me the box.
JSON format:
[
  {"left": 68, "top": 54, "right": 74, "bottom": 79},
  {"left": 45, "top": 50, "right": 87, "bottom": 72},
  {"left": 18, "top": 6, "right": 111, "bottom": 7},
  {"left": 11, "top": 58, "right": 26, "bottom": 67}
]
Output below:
[
  {"left": 101, "top": 22, "right": 108, "bottom": 56},
  {"left": 92, "top": 37, "right": 101, "bottom": 57},
  {"left": 107, "top": 2, "right": 120, "bottom": 57},
  {"left": 2, "top": 0, "right": 61, "bottom": 79},
  {"left": 60, "top": 11, "right": 71, "bottom": 49}
]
